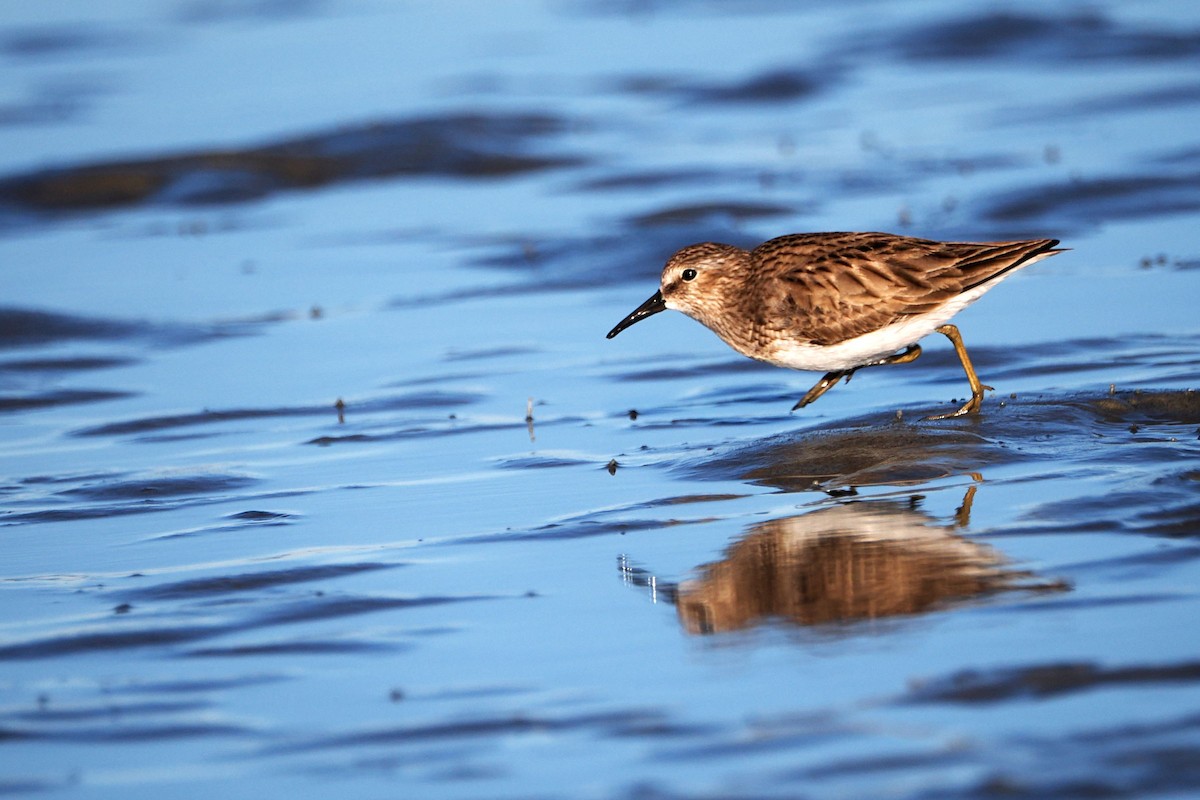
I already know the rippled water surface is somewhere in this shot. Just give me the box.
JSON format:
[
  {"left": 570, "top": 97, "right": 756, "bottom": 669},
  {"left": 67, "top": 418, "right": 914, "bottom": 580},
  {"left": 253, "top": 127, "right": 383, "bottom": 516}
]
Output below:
[{"left": 3, "top": 1, "right": 1200, "bottom": 797}]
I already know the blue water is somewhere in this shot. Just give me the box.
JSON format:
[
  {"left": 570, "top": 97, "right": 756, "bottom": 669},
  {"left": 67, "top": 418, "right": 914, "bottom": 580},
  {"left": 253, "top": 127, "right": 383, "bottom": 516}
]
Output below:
[{"left": 2, "top": 1, "right": 1200, "bottom": 797}]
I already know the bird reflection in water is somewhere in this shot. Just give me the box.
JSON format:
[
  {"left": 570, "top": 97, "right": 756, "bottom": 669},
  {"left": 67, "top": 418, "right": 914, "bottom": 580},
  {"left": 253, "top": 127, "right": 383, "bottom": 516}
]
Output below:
[{"left": 620, "top": 488, "right": 1066, "bottom": 635}]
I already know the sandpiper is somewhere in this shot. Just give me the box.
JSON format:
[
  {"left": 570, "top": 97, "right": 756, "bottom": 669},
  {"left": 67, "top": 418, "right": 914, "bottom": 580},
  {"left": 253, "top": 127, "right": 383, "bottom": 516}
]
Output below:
[{"left": 607, "top": 232, "right": 1063, "bottom": 419}]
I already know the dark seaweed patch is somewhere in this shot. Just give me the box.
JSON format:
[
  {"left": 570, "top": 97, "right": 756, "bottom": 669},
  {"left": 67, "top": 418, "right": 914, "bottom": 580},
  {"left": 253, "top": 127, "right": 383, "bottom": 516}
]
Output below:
[
  {"left": 626, "top": 201, "right": 795, "bottom": 229},
  {"left": 0, "top": 112, "right": 583, "bottom": 217},
  {"left": 904, "top": 660, "right": 1200, "bottom": 704},
  {"left": 263, "top": 709, "right": 688, "bottom": 755},
  {"left": 1022, "top": 473, "right": 1200, "bottom": 541},
  {"left": 247, "top": 594, "right": 489, "bottom": 627},
  {"left": 226, "top": 509, "right": 294, "bottom": 522},
  {"left": 55, "top": 721, "right": 252, "bottom": 743},
  {"left": 0, "top": 593, "right": 492, "bottom": 661},
  {"left": 453, "top": 516, "right": 703, "bottom": 545},
  {"left": 0, "top": 307, "right": 150, "bottom": 348},
  {"left": 71, "top": 406, "right": 329, "bottom": 437},
  {"left": 898, "top": 10, "right": 1200, "bottom": 63},
  {"left": 306, "top": 417, "right": 542, "bottom": 446},
  {"left": 982, "top": 170, "right": 1200, "bottom": 231},
  {"left": 0, "top": 388, "right": 132, "bottom": 412},
  {"left": 786, "top": 712, "right": 1200, "bottom": 798},
  {"left": 0, "top": 624, "right": 219, "bottom": 660},
  {"left": 441, "top": 345, "right": 541, "bottom": 362},
  {"left": 494, "top": 454, "right": 595, "bottom": 470},
  {"left": 799, "top": 748, "right": 973, "bottom": 780},
  {"left": 2, "top": 471, "right": 264, "bottom": 525},
  {"left": 5, "top": 699, "right": 209, "bottom": 723},
  {"left": 0, "top": 356, "right": 134, "bottom": 372},
  {"left": 72, "top": 390, "right": 481, "bottom": 437},
  {"left": 576, "top": 167, "right": 726, "bottom": 192},
  {"left": 60, "top": 472, "right": 259, "bottom": 501},
  {"left": 616, "top": 67, "right": 833, "bottom": 105},
  {"left": 119, "top": 562, "right": 398, "bottom": 602},
  {"left": 104, "top": 674, "right": 289, "bottom": 695},
  {"left": 184, "top": 639, "right": 399, "bottom": 657},
  {"left": 0, "top": 23, "right": 139, "bottom": 60},
  {"left": 0, "top": 306, "right": 260, "bottom": 349}
]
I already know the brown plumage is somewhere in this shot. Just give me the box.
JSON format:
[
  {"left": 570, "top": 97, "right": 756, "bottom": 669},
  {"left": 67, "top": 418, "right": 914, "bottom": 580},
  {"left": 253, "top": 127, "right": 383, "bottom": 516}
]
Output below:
[{"left": 607, "top": 232, "right": 1064, "bottom": 418}]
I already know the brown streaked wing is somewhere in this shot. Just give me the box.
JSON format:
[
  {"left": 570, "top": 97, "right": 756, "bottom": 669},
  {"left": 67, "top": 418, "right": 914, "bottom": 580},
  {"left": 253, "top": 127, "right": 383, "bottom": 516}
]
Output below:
[{"left": 753, "top": 233, "right": 1058, "bottom": 346}]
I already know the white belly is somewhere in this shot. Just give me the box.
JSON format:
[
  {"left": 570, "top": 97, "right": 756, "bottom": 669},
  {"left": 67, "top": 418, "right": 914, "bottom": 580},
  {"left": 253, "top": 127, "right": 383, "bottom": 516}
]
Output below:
[{"left": 761, "top": 290, "right": 984, "bottom": 372}]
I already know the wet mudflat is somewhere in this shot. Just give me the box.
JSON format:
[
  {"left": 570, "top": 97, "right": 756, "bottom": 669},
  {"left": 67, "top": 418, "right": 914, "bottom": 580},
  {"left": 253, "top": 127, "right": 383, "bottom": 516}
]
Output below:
[{"left": 2, "top": 1, "right": 1199, "bottom": 798}]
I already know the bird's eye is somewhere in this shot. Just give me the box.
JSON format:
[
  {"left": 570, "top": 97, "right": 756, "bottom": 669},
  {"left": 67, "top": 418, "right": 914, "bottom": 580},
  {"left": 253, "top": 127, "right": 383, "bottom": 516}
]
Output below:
[{"left": 681, "top": 268, "right": 698, "bottom": 282}]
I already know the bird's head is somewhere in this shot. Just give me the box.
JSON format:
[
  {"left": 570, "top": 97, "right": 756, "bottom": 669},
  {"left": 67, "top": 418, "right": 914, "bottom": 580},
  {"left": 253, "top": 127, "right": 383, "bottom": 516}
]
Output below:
[{"left": 606, "top": 242, "right": 749, "bottom": 339}]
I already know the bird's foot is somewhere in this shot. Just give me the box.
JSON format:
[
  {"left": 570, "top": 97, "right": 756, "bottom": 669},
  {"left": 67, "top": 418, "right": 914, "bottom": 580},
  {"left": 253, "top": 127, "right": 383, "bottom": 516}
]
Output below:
[{"left": 923, "top": 391, "right": 986, "bottom": 421}]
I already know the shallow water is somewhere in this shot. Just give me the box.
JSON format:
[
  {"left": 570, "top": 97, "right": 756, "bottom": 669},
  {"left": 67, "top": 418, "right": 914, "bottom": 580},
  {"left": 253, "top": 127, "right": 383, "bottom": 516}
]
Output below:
[{"left": 2, "top": 1, "right": 1199, "bottom": 797}]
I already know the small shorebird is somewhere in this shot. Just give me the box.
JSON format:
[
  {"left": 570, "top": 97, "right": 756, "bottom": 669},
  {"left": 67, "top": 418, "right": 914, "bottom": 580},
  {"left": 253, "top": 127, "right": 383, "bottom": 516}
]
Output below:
[{"left": 607, "top": 232, "right": 1063, "bottom": 419}]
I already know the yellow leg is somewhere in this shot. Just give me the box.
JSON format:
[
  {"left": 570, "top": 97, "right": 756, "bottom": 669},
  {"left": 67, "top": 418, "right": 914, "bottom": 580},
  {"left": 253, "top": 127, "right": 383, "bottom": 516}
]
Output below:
[
  {"left": 873, "top": 343, "right": 923, "bottom": 369},
  {"left": 792, "top": 345, "right": 922, "bottom": 411},
  {"left": 793, "top": 370, "right": 847, "bottom": 410},
  {"left": 925, "top": 324, "right": 994, "bottom": 420}
]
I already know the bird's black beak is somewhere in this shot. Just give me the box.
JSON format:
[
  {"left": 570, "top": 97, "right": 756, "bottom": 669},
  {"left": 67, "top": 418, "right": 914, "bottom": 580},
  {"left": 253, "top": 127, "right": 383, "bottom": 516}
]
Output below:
[{"left": 606, "top": 290, "right": 666, "bottom": 339}]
